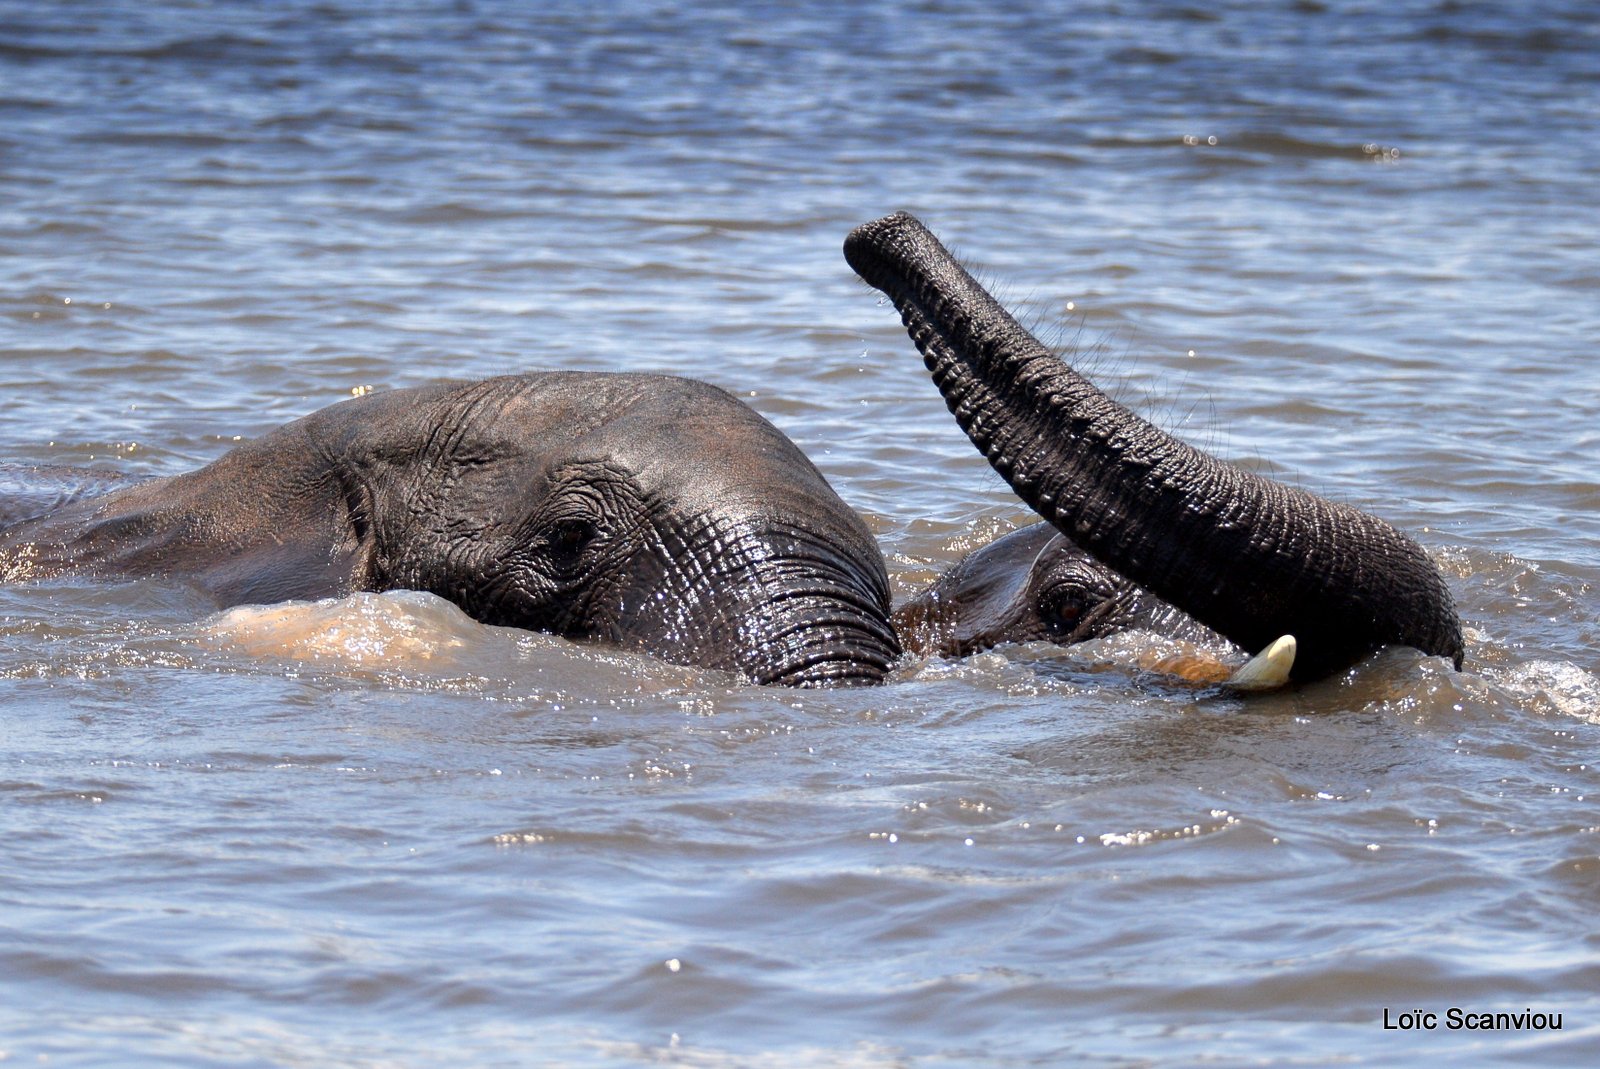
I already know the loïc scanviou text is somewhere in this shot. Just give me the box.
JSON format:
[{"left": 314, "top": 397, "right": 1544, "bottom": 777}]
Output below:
[{"left": 1383, "top": 1008, "right": 1563, "bottom": 1031}]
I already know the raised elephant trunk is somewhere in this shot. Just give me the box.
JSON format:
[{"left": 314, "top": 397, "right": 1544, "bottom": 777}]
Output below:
[{"left": 846, "top": 212, "right": 1463, "bottom": 680}]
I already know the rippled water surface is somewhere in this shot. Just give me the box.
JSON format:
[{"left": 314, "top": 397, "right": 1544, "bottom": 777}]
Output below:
[{"left": 4, "top": 2, "right": 1599, "bottom": 1065}]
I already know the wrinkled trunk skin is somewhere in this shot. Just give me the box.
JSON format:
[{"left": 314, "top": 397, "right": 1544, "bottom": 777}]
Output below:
[
  {"left": 607, "top": 512, "right": 900, "bottom": 688},
  {"left": 735, "top": 573, "right": 901, "bottom": 687},
  {"left": 847, "top": 212, "right": 1463, "bottom": 681}
]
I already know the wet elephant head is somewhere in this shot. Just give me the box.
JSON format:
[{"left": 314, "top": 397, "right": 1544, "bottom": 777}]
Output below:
[
  {"left": 847, "top": 212, "right": 1463, "bottom": 681},
  {"left": 1, "top": 372, "right": 900, "bottom": 687},
  {"left": 894, "top": 522, "right": 1213, "bottom": 660}
]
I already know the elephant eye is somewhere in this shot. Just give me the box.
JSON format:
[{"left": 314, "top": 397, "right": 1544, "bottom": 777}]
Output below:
[
  {"left": 545, "top": 516, "right": 599, "bottom": 561},
  {"left": 1040, "top": 572, "right": 1112, "bottom": 633}
]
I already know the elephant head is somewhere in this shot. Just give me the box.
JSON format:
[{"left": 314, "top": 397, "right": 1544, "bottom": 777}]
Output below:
[
  {"left": 894, "top": 521, "right": 1213, "bottom": 660},
  {"left": 0, "top": 372, "right": 900, "bottom": 687},
  {"left": 847, "top": 212, "right": 1463, "bottom": 681}
]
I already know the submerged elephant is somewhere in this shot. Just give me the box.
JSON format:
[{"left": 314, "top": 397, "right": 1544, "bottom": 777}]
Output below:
[
  {"left": 0, "top": 213, "right": 1463, "bottom": 687},
  {"left": 0, "top": 373, "right": 898, "bottom": 687}
]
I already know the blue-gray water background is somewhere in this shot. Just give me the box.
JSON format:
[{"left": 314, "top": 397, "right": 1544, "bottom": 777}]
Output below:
[{"left": 3, "top": 1, "right": 1599, "bottom": 1065}]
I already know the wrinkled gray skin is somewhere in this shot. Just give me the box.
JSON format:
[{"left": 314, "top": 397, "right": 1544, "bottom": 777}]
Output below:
[
  {"left": 848, "top": 212, "right": 1464, "bottom": 682},
  {"left": 0, "top": 372, "right": 899, "bottom": 687}
]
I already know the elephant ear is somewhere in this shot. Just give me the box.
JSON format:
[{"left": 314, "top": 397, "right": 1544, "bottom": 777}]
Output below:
[
  {"left": 3, "top": 422, "right": 377, "bottom": 605},
  {"left": 847, "top": 212, "right": 1462, "bottom": 681}
]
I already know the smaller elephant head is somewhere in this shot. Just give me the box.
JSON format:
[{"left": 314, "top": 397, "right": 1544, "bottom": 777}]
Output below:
[{"left": 894, "top": 522, "right": 1214, "bottom": 660}]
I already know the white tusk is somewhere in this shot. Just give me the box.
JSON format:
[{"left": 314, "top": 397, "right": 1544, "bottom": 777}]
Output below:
[{"left": 1227, "top": 634, "right": 1296, "bottom": 691}]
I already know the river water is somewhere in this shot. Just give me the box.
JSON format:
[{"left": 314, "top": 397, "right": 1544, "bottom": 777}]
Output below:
[{"left": 3, "top": 1, "right": 1598, "bottom": 1065}]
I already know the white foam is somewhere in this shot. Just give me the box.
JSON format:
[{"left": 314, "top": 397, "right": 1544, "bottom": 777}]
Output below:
[{"left": 1496, "top": 659, "right": 1600, "bottom": 723}]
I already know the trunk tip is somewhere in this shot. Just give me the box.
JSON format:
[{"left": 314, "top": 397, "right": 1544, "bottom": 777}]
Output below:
[{"left": 844, "top": 211, "right": 932, "bottom": 274}]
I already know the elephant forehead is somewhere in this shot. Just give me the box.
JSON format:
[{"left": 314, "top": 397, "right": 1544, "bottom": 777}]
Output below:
[
  {"left": 485, "top": 374, "right": 845, "bottom": 515},
  {"left": 481, "top": 374, "right": 785, "bottom": 448}
]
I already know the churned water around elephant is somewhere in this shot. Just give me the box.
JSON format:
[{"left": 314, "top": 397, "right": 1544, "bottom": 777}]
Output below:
[{"left": 3, "top": 1, "right": 1599, "bottom": 1065}]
